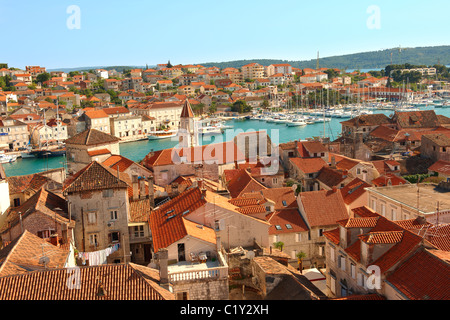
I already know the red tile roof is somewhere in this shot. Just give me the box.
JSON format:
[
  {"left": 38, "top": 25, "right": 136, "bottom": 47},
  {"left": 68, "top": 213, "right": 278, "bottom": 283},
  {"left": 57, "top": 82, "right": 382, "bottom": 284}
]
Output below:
[
  {"left": 149, "top": 187, "right": 208, "bottom": 252},
  {"left": 143, "top": 141, "right": 245, "bottom": 167},
  {"left": 352, "top": 206, "right": 380, "bottom": 218},
  {"left": 323, "top": 228, "right": 340, "bottom": 245},
  {"left": 267, "top": 208, "right": 309, "bottom": 235},
  {"left": 340, "top": 178, "right": 371, "bottom": 205},
  {"left": 289, "top": 157, "right": 327, "bottom": 174},
  {"left": 299, "top": 189, "right": 349, "bottom": 227},
  {"left": 428, "top": 160, "right": 450, "bottom": 175},
  {"left": 0, "top": 231, "right": 69, "bottom": 277},
  {"left": 370, "top": 230, "right": 422, "bottom": 273},
  {"left": 63, "top": 161, "right": 130, "bottom": 193},
  {"left": 226, "top": 169, "right": 267, "bottom": 199},
  {"left": 0, "top": 263, "right": 174, "bottom": 300},
  {"left": 87, "top": 148, "right": 111, "bottom": 157},
  {"left": 180, "top": 100, "right": 194, "bottom": 118},
  {"left": 387, "top": 248, "right": 450, "bottom": 300},
  {"left": 65, "top": 129, "right": 120, "bottom": 146},
  {"left": 237, "top": 205, "right": 267, "bottom": 215},
  {"left": 261, "top": 187, "right": 297, "bottom": 210},
  {"left": 0, "top": 188, "right": 69, "bottom": 235},
  {"left": 372, "top": 174, "right": 408, "bottom": 187}
]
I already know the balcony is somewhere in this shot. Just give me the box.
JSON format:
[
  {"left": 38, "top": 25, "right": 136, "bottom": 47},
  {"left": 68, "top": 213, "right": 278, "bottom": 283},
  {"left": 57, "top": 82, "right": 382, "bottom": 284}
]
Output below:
[{"left": 168, "top": 251, "right": 228, "bottom": 283}]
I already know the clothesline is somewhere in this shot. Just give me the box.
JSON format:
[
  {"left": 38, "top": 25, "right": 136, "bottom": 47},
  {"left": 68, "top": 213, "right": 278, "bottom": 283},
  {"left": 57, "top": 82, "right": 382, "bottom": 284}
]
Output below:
[{"left": 77, "top": 243, "right": 120, "bottom": 266}]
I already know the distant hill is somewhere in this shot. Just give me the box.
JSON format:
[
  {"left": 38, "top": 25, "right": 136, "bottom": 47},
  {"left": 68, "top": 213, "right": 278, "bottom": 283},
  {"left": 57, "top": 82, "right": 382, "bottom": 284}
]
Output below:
[
  {"left": 48, "top": 45, "right": 450, "bottom": 72},
  {"left": 197, "top": 46, "right": 450, "bottom": 70}
]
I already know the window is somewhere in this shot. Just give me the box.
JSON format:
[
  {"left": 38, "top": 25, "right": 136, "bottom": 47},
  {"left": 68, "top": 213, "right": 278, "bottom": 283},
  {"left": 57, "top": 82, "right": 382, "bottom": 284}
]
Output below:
[
  {"left": 371, "top": 199, "right": 376, "bottom": 210},
  {"left": 176, "top": 292, "right": 189, "bottom": 300},
  {"left": 272, "top": 178, "right": 278, "bottom": 184},
  {"left": 103, "top": 189, "right": 113, "bottom": 198},
  {"left": 275, "top": 225, "right": 282, "bottom": 230},
  {"left": 340, "top": 256, "right": 346, "bottom": 271},
  {"left": 37, "top": 229, "right": 56, "bottom": 239},
  {"left": 351, "top": 263, "right": 356, "bottom": 279},
  {"left": 319, "top": 246, "right": 324, "bottom": 256},
  {"left": 110, "top": 210, "right": 118, "bottom": 221},
  {"left": 87, "top": 211, "right": 97, "bottom": 224},
  {"left": 318, "top": 229, "right": 324, "bottom": 237},
  {"left": 391, "top": 209, "right": 397, "bottom": 221},
  {"left": 295, "top": 233, "right": 301, "bottom": 242},
  {"left": 282, "top": 200, "right": 287, "bottom": 207},
  {"left": 89, "top": 234, "right": 98, "bottom": 246},
  {"left": 285, "top": 224, "right": 292, "bottom": 230},
  {"left": 330, "top": 247, "right": 335, "bottom": 262},
  {"left": 380, "top": 203, "right": 386, "bottom": 216},
  {"left": 357, "top": 273, "right": 364, "bottom": 287},
  {"left": 134, "top": 225, "right": 144, "bottom": 237},
  {"left": 109, "top": 231, "right": 120, "bottom": 243}
]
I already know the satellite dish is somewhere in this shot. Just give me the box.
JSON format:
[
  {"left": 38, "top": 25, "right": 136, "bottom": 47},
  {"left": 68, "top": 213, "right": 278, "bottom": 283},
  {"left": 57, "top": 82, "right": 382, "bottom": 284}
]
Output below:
[
  {"left": 39, "top": 256, "right": 50, "bottom": 266},
  {"left": 246, "top": 251, "right": 255, "bottom": 260}
]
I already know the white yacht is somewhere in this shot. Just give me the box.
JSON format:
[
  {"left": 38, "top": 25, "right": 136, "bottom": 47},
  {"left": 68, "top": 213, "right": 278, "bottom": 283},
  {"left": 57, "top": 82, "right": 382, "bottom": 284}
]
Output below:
[
  {"left": 0, "top": 153, "right": 18, "bottom": 164},
  {"left": 148, "top": 129, "right": 178, "bottom": 140}
]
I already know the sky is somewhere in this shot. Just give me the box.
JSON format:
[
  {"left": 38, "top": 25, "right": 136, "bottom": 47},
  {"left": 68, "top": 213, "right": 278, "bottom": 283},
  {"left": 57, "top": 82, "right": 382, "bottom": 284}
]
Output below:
[{"left": 0, "top": 0, "right": 449, "bottom": 69}]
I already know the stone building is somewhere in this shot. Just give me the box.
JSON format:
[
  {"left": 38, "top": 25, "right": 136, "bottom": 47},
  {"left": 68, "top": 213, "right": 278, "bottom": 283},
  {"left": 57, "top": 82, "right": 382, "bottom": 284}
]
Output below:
[
  {"left": 65, "top": 129, "right": 120, "bottom": 175},
  {"left": 0, "top": 188, "right": 74, "bottom": 247},
  {"left": 323, "top": 206, "right": 449, "bottom": 299},
  {"left": 63, "top": 161, "right": 132, "bottom": 264}
]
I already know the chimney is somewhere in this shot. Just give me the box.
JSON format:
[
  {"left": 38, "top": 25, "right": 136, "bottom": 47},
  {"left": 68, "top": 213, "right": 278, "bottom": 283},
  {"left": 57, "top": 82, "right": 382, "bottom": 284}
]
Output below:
[
  {"left": 132, "top": 175, "right": 139, "bottom": 201},
  {"left": 138, "top": 177, "right": 146, "bottom": 199},
  {"left": 216, "top": 235, "right": 222, "bottom": 252},
  {"left": 147, "top": 175, "right": 155, "bottom": 208},
  {"left": 343, "top": 170, "right": 348, "bottom": 179},
  {"left": 332, "top": 186, "right": 338, "bottom": 193},
  {"left": 331, "top": 156, "right": 336, "bottom": 169},
  {"left": 159, "top": 249, "right": 169, "bottom": 286}
]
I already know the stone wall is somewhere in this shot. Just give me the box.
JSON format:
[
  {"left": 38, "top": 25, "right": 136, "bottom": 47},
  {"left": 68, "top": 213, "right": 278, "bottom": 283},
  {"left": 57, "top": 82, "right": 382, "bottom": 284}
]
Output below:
[{"left": 172, "top": 278, "right": 229, "bottom": 300}]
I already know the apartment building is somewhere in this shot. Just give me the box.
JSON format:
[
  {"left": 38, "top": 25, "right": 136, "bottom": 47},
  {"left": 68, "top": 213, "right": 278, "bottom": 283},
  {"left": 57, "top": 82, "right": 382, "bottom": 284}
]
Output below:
[
  {"left": 0, "top": 117, "right": 29, "bottom": 150},
  {"left": 242, "top": 63, "right": 265, "bottom": 80}
]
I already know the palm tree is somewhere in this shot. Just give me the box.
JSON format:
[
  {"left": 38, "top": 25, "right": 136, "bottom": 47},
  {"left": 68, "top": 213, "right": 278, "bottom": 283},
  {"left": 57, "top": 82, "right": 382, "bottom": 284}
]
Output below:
[
  {"left": 296, "top": 251, "right": 307, "bottom": 274},
  {"left": 273, "top": 241, "right": 284, "bottom": 252}
]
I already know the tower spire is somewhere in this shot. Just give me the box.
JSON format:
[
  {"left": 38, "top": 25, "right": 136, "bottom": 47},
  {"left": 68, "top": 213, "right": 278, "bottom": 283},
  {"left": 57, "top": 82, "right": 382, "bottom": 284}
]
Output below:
[{"left": 178, "top": 100, "right": 198, "bottom": 148}]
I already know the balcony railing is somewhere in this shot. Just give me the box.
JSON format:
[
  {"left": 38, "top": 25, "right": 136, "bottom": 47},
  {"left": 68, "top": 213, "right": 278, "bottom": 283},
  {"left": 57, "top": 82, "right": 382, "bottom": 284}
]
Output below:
[{"left": 168, "top": 251, "right": 228, "bottom": 283}]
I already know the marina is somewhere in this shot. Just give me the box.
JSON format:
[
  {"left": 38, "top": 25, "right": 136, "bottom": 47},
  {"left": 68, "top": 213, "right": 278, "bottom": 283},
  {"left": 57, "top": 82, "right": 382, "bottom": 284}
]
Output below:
[{"left": 3, "top": 103, "right": 450, "bottom": 177}]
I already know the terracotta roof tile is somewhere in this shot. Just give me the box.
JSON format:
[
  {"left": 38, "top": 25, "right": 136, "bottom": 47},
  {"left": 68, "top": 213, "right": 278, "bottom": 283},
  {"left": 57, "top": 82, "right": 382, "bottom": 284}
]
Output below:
[
  {"left": 299, "top": 189, "right": 349, "bottom": 227},
  {"left": 65, "top": 129, "right": 120, "bottom": 146},
  {"left": 63, "top": 161, "right": 130, "bottom": 193},
  {"left": 387, "top": 248, "right": 450, "bottom": 300},
  {"left": 237, "top": 205, "right": 267, "bottom": 215},
  {"left": 149, "top": 187, "right": 207, "bottom": 252},
  {"left": 87, "top": 148, "right": 111, "bottom": 157},
  {"left": 0, "top": 263, "right": 174, "bottom": 300},
  {"left": 0, "top": 189, "right": 69, "bottom": 235},
  {"left": 129, "top": 198, "right": 151, "bottom": 223},
  {"left": 227, "top": 169, "right": 267, "bottom": 199},
  {"left": 340, "top": 178, "right": 371, "bottom": 205},
  {"left": 323, "top": 228, "right": 340, "bottom": 245},
  {"left": 0, "top": 231, "right": 69, "bottom": 277},
  {"left": 372, "top": 174, "right": 407, "bottom": 187},
  {"left": 290, "top": 157, "right": 327, "bottom": 174},
  {"left": 267, "top": 208, "right": 309, "bottom": 235}
]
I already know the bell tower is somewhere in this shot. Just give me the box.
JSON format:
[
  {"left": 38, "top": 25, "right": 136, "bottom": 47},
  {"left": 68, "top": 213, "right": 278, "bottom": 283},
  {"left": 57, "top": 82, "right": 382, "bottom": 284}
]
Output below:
[{"left": 178, "top": 100, "right": 198, "bottom": 148}]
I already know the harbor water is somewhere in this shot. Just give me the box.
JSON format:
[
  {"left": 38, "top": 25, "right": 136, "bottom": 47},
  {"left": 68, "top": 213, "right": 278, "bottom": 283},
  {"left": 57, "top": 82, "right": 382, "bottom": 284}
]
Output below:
[{"left": 3, "top": 106, "right": 450, "bottom": 177}]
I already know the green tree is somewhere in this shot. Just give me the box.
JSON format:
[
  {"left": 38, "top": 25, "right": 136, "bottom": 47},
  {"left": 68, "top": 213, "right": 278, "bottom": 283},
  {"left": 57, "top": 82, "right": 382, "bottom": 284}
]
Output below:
[
  {"left": 273, "top": 241, "right": 284, "bottom": 252},
  {"left": 231, "top": 100, "right": 252, "bottom": 113},
  {"left": 36, "top": 72, "right": 50, "bottom": 84}
]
